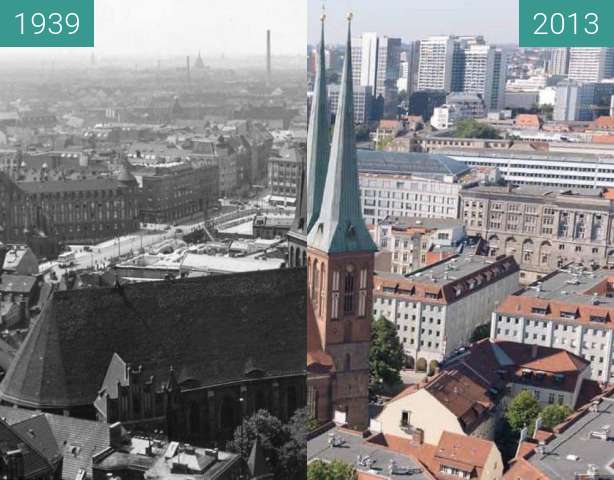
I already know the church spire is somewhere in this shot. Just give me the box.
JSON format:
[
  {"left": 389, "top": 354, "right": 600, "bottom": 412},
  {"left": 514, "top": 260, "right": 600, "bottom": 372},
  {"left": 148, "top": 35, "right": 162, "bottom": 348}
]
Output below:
[
  {"left": 308, "top": 13, "right": 376, "bottom": 254},
  {"left": 306, "top": 8, "right": 330, "bottom": 233}
]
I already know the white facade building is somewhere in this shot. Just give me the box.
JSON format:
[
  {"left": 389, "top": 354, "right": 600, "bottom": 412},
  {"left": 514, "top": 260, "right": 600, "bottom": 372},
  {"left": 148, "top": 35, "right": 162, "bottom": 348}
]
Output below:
[
  {"left": 417, "top": 36, "right": 455, "bottom": 92},
  {"left": 491, "top": 266, "right": 614, "bottom": 384}
]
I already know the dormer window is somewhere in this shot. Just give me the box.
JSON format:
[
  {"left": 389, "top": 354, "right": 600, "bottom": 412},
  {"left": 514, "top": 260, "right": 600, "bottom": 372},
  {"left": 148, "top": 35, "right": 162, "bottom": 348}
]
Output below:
[
  {"left": 590, "top": 314, "right": 608, "bottom": 324},
  {"left": 560, "top": 310, "right": 577, "bottom": 319},
  {"left": 531, "top": 306, "right": 549, "bottom": 315}
]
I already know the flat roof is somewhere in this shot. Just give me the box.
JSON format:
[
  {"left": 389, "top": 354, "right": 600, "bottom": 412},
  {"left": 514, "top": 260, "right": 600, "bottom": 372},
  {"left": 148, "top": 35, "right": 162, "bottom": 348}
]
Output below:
[
  {"left": 529, "top": 396, "right": 614, "bottom": 479},
  {"left": 308, "top": 428, "right": 428, "bottom": 480}
]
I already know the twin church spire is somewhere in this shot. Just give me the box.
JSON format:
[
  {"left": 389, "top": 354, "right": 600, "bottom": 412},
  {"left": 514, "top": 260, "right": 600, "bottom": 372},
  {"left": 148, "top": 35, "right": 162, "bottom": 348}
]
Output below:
[{"left": 307, "top": 13, "right": 377, "bottom": 254}]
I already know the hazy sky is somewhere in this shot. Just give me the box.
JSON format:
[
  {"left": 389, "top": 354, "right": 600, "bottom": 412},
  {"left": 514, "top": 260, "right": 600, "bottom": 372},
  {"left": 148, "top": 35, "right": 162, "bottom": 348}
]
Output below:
[
  {"left": 0, "top": 0, "right": 306, "bottom": 59},
  {"left": 308, "top": 0, "right": 518, "bottom": 45}
]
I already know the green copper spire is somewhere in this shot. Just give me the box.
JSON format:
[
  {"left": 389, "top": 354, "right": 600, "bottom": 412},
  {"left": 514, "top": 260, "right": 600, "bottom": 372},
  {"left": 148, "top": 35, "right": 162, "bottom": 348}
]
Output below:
[
  {"left": 306, "top": 9, "right": 330, "bottom": 233},
  {"left": 308, "top": 13, "right": 377, "bottom": 254}
]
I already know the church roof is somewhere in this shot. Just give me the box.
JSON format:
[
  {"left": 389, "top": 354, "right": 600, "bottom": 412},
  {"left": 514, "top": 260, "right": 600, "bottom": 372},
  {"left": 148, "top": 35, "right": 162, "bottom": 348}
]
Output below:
[
  {"left": 307, "top": 17, "right": 377, "bottom": 255},
  {"left": 306, "top": 16, "right": 330, "bottom": 233},
  {"left": 0, "top": 268, "right": 306, "bottom": 409}
]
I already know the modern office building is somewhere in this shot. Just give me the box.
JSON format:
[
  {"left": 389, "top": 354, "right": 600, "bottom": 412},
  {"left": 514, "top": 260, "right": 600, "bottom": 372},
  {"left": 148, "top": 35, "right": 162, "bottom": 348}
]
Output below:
[
  {"left": 445, "top": 148, "right": 614, "bottom": 190},
  {"left": 461, "top": 44, "right": 506, "bottom": 111},
  {"left": 568, "top": 48, "right": 614, "bottom": 83},
  {"left": 356, "top": 150, "right": 472, "bottom": 225},
  {"left": 350, "top": 32, "right": 402, "bottom": 116},
  {"left": 417, "top": 36, "right": 456, "bottom": 92},
  {"left": 548, "top": 47, "right": 570, "bottom": 76},
  {"left": 329, "top": 84, "right": 372, "bottom": 124}
]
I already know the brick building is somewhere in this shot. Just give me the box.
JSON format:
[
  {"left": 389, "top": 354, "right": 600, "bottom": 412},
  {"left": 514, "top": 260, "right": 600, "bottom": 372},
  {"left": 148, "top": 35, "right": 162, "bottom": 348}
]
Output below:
[
  {"left": 306, "top": 17, "right": 377, "bottom": 430},
  {"left": 133, "top": 160, "right": 219, "bottom": 224},
  {"left": 0, "top": 268, "right": 306, "bottom": 446}
]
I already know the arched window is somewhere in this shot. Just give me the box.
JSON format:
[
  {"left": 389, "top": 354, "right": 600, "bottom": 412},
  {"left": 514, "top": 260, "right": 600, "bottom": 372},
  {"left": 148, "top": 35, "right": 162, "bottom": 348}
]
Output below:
[
  {"left": 311, "top": 260, "right": 319, "bottom": 310},
  {"left": 344, "top": 353, "right": 351, "bottom": 371},
  {"left": 343, "top": 265, "right": 355, "bottom": 314}
]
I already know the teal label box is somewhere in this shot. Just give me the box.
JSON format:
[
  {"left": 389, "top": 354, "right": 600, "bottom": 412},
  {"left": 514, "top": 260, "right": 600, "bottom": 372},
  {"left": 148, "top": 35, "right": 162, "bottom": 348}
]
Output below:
[
  {"left": 520, "top": 0, "right": 614, "bottom": 47},
  {"left": 0, "top": 0, "right": 94, "bottom": 47}
]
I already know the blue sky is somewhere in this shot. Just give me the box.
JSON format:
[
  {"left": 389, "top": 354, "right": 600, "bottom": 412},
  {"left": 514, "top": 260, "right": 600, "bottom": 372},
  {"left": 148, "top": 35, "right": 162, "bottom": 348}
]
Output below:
[{"left": 308, "top": 0, "right": 519, "bottom": 45}]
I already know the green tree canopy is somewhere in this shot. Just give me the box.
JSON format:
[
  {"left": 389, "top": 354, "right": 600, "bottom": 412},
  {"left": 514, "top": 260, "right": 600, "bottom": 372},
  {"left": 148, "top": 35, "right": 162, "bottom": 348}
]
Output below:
[
  {"left": 307, "top": 459, "right": 357, "bottom": 480},
  {"left": 228, "top": 408, "right": 307, "bottom": 479},
  {"left": 504, "top": 390, "right": 542, "bottom": 434},
  {"left": 453, "top": 119, "right": 502, "bottom": 139},
  {"left": 370, "top": 316, "right": 404, "bottom": 394},
  {"left": 540, "top": 404, "right": 572, "bottom": 429}
]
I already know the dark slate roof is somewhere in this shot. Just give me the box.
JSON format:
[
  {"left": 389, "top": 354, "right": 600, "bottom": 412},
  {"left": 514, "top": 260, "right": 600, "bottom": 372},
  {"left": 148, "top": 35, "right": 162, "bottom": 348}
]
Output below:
[
  {"left": 18, "top": 178, "right": 123, "bottom": 194},
  {"left": 0, "top": 274, "right": 37, "bottom": 294},
  {"left": 0, "top": 406, "right": 111, "bottom": 480},
  {"left": 357, "top": 150, "right": 471, "bottom": 178},
  {"left": 0, "top": 418, "right": 54, "bottom": 478},
  {"left": 0, "top": 268, "right": 306, "bottom": 409}
]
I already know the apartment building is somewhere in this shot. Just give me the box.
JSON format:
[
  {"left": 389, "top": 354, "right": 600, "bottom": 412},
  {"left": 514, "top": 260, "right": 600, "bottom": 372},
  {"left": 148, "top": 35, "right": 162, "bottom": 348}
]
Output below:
[
  {"left": 373, "top": 251, "right": 520, "bottom": 369},
  {"left": 461, "top": 185, "right": 614, "bottom": 283},
  {"left": 490, "top": 266, "right": 614, "bottom": 384}
]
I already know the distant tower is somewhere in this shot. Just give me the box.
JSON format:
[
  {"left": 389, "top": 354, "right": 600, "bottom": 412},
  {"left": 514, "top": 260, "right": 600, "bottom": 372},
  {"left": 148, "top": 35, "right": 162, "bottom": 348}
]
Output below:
[
  {"left": 306, "top": 12, "right": 376, "bottom": 431},
  {"left": 186, "top": 56, "right": 191, "bottom": 83},
  {"left": 195, "top": 50, "right": 205, "bottom": 69},
  {"left": 266, "top": 29, "right": 272, "bottom": 83}
]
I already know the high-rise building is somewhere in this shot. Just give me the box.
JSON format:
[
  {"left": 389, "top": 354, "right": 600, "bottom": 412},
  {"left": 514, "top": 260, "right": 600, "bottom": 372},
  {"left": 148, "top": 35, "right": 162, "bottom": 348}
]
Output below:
[
  {"left": 417, "top": 36, "right": 456, "bottom": 92},
  {"left": 460, "top": 44, "right": 506, "bottom": 111},
  {"left": 548, "top": 47, "right": 570, "bottom": 76},
  {"left": 568, "top": 48, "right": 614, "bottom": 83},
  {"left": 307, "top": 14, "right": 377, "bottom": 430},
  {"left": 350, "top": 32, "right": 402, "bottom": 116}
]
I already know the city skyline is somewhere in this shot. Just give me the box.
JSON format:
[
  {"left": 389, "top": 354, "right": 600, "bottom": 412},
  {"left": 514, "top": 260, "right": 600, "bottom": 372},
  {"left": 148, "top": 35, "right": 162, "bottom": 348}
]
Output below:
[
  {"left": 308, "top": 0, "right": 519, "bottom": 45},
  {"left": 0, "top": 0, "right": 306, "bottom": 60}
]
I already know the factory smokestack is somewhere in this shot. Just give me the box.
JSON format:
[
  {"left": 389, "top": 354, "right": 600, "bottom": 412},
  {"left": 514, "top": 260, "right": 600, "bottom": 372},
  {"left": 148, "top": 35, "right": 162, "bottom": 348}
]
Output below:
[
  {"left": 186, "top": 55, "right": 191, "bottom": 84},
  {"left": 266, "top": 29, "right": 271, "bottom": 84}
]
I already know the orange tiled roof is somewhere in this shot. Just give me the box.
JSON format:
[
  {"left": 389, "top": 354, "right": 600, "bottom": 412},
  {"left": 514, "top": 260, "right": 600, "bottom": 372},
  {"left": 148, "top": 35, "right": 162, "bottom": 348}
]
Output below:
[{"left": 496, "top": 295, "right": 614, "bottom": 330}]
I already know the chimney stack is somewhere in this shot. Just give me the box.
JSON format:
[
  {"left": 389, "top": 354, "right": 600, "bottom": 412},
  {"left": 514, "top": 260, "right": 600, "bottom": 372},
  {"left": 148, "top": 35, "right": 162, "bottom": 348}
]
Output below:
[
  {"left": 266, "top": 29, "right": 271, "bottom": 83},
  {"left": 186, "top": 56, "right": 191, "bottom": 84}
]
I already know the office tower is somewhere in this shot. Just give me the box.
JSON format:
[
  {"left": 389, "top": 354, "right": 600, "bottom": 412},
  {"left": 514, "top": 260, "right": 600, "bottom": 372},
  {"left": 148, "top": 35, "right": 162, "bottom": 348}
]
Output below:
[
  {"left": 548, "top": 48, "right": 570, "bottom": 76},
  {"left": 397, "top": 41, "right": 420, "bottom": 95},
  {"left": 568, "top": 48, "right": 614, "bottom": 83},
  {"left": 375, "top": 37, "right": 402, "bottom": 104},
  {"left": 460, "top": 44, "right": 507, "bottom": 111},
  {"left": 352, "top": 33, "right": 402, "bottom": 97},
  {"left": 417, "top": 36, "right": 456, "bottom": 91}
]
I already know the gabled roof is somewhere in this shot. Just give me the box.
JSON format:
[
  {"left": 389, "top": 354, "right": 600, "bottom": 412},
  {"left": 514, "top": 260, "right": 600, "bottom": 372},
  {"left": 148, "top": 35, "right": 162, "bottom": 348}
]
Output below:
[
  {"left": 307, "top": 17, "right": 377, "bottom": 255},
  {"left": 0, "top": 405, "right": 111, "bottom": 480},
  {"left": 0, "top": 417, "right": 56, "bottom": 478},
  {"left": 0, "top": 268, "right": 306, "bottom": 409},
  {"left": 434, "top": 431, "right": 494, "bottom": 476}
]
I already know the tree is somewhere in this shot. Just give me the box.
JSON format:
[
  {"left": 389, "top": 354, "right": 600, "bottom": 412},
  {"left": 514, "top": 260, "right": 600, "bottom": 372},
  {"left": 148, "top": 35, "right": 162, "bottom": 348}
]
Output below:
[
  {"left": 228, "top": 408, "right": 307, "bottom": 480},
  {"left": 470, "top": 323, "right": 490, "bottom": 342},
  {"left": 307, "top": 459, "right": 357, "bottom": 480},
  {"left": 540, "top": 404, "right": 572, "bottom": 429},
  {"left": 369, "top": 316, "right": 404, "bottom": 394},
  {"left": 453, "top": 119, "right": 501, "bottom": 139},
  {"left": 504, "top": 390, "right": 542, "bottom": 434}
]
